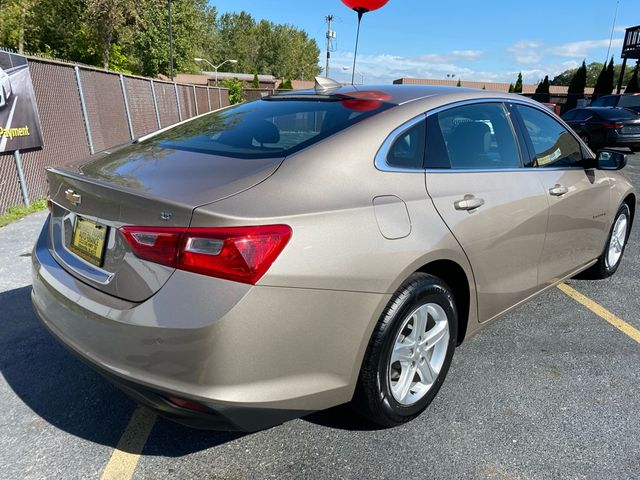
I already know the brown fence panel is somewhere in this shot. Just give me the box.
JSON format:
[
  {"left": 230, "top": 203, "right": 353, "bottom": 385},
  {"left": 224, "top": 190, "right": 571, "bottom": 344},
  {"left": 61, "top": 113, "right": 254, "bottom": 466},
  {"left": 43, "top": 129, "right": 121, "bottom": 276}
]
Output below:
[
  {"left": 243, "top": 89, "right": 274, "bottom": 101},
  {"left": 124, "top": 76, "right": 157, "bottom": 136},
  {"left": 178, "top": 85, "right": 196, "bottom": 118},
  {"left": 80, "top": 69, "right": 129, "bottom": 152},
  {"left": 195, "top": 86, "right": 209, "bottom": 113},
  {"left": 220, "top": 89, "right": 231, "bottom": 108},
  {"left": 19, "top": 61, "right": 90, "bottom": 204},
  {"left": 0, "top": 154, "right": 23, "bottom": 212},
  {"left": 155, "top": 81, "right": 180, "bottom": 127}
]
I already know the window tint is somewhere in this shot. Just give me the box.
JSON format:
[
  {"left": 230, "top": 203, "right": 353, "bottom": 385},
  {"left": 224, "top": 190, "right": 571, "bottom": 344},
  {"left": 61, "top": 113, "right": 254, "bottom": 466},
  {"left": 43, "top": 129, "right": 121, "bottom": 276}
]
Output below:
[
  {"left": 516, "top": 105, "right": 582, "bottom": 168},
  {"left": 153, "top": 96, "right": 394, "bottom": 159},
  {"left": 618, "top": 95, "right": 640, "bottom": 108},
  {"left": 591, "top": 96, "right": 617, "bottom": 107},
  {"left": 426, "top": 103, "right": 521, "bottom": 169},
  {"left": 386, "top": 121, "right": 425, "bottom": 169}
]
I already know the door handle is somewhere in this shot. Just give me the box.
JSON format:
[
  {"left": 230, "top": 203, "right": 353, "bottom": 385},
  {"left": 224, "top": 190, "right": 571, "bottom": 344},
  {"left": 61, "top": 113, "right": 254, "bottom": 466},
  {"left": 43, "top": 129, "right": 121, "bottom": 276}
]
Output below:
[
  {"left": 454, "top": 195, "right": 485, "bottom": 211},
  {"left": 549, "top": 184, "right": 569, "bottom": 196}
]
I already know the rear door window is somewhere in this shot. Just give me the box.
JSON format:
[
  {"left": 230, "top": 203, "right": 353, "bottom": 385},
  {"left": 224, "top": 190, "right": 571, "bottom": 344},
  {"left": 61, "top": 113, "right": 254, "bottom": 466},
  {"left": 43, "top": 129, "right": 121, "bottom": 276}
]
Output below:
[
  {"left": 515, "top": 105, "right": 583, "bottom": 168},
  {"left": 426, "top": 102, "right": 522, "bottom": 169}
]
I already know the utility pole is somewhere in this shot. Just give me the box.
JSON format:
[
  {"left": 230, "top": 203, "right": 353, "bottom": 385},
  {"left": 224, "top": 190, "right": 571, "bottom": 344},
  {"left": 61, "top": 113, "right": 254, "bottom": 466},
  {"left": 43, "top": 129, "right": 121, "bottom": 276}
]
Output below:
[
  {"left": 168, "top": 0, "right": 174, "bottom": 81},
  {"left": 325, "top": 15, "right": 335, "bottom": 78}
]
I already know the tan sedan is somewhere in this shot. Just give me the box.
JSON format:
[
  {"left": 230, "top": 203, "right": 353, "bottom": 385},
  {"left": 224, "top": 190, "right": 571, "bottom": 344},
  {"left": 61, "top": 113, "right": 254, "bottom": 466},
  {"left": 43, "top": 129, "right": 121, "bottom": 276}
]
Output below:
[{"left": 32, "top": 80, "right": 635, "bottom": 430}]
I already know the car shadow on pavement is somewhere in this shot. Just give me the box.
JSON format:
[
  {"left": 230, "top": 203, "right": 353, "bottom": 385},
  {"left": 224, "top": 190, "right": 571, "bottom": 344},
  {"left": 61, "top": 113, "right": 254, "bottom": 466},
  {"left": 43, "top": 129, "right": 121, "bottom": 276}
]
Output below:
[
  {"left": 302, "top": 404, "right": 383, "bottom": 431},
  {"left": 0, "top": 285, "right": 245, "bottom": 455}
]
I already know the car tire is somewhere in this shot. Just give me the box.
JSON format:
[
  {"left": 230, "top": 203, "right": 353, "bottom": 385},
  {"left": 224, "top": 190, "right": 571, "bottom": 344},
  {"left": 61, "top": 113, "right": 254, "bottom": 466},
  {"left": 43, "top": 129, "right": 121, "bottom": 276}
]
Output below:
[
  {"left": 352, "top": 273, "right": 457, "bottom": 427},
  {"left": 579, "top": 203, "right": 631, "bottom": 279}
]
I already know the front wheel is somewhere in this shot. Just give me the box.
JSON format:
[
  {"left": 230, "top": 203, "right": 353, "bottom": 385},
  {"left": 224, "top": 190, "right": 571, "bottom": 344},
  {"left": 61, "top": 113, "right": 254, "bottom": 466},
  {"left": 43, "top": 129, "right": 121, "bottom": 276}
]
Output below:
[
  {"left": 352, "top": 273, "right": 457, "bottom": 427},
  {"left": 580, "top": 204, "right": 631, "bottom": 279}
]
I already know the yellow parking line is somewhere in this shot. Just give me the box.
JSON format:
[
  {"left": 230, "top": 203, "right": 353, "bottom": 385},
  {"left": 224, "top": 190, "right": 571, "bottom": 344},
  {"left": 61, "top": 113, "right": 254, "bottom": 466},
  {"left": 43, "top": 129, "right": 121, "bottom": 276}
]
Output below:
[
  {"left": 558, "top": 283, "right": 640, "bottom": 344},
  {"left": 100, "top": 406, "right": 157, "bottom": 480}
]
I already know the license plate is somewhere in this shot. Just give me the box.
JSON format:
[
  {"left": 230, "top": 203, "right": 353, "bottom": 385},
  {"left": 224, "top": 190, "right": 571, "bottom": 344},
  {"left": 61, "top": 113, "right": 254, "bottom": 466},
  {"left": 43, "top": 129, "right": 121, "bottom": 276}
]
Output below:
[
  {"left": 69, "top": 217, "right": 107, "bottom": 267},
  {"left": 623, "top": 126, "right": 640, "bottom": 134}
]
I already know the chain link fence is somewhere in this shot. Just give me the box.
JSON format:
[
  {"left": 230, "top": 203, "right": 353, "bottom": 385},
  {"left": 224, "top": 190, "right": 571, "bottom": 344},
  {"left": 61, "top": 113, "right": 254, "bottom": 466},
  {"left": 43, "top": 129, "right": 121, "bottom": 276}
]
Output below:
[{"left": 0, "top": 55, "right": 231, "bottom": 214}]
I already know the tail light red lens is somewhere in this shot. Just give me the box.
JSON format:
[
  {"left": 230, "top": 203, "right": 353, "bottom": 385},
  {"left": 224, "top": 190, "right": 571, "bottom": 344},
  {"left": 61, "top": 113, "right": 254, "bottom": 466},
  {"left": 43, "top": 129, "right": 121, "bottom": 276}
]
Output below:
[
  {"left": 119, "top": 225, "right": 292, "bottom": 285},
  {"left": 603, "top": 122, "right": 623, "bottom": 129}
]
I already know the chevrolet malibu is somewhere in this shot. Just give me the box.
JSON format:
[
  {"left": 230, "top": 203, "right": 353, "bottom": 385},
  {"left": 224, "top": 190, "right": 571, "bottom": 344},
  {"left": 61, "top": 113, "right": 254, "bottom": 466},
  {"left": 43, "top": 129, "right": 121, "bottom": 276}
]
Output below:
[{"left": 32, "top": 80, "right": 635, "bottom": 431}]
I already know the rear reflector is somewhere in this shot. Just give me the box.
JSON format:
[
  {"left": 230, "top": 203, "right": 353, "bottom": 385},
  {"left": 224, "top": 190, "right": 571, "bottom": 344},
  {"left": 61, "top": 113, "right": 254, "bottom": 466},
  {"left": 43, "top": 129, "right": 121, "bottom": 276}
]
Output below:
[
  {"left": 119, "top": 225, "right": 292, "bottom": 285},
  {"left": 165, "top": 396, "right": 212, "bottom": 414}
]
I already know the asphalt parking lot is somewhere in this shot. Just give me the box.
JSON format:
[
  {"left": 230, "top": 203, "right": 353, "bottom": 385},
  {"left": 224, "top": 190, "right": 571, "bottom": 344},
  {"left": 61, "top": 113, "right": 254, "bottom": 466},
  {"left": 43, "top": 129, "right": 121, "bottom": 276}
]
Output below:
[{"left": 1, "top": 156, "right": 639, "bottom": 480}]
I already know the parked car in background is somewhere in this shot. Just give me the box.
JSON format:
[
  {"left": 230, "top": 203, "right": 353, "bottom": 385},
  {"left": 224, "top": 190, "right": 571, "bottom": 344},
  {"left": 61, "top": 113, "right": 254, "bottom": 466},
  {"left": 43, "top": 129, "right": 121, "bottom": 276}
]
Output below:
[
  {"left": 541, "top": 102, "right": 560, "bottom": 115},
  {"left": 32, "top": 83, "right": 635, "bottom": 431},
  {"left": 590, "top": 93, "right": 640, "bottom": 114},
  {"left": 0, "top": 67, "right": 12, "bottom": 108},
  {"left": 562, "top": 107, "right": 640, "bottom": 152}
]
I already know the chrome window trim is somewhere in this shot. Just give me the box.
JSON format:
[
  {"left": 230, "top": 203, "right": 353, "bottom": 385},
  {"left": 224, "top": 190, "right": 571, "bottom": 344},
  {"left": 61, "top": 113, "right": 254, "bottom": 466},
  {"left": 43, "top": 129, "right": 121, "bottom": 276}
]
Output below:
[
  {"left": 375, "top": 96, "right": 591, "bottom": 174},
  {"left": 374, "top": 114, "right": 427, "bottom": 173}
]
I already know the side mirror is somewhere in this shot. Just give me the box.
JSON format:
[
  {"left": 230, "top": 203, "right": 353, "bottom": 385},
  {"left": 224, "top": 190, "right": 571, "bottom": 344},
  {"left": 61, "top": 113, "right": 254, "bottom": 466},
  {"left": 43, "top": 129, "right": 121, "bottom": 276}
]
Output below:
[{"left": 596, "top": 149, "right": 627, "bottom": 170}]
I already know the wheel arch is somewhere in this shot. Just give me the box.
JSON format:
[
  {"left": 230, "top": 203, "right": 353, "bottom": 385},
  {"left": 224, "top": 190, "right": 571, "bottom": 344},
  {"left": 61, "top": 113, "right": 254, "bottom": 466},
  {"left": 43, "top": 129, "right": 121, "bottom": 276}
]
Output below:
[
  {"left": 623, "top": 193, "right": 636, "bottom": 226},
  {"left": 416, "top": 259, "right": 471, "bottom": 345}
]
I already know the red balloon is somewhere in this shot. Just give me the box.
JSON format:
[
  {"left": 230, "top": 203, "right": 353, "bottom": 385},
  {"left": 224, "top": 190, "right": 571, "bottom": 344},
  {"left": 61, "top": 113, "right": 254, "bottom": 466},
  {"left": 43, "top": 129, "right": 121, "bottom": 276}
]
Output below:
[{"left": 341, "top": 0, "right": 389, "bottom": 13}]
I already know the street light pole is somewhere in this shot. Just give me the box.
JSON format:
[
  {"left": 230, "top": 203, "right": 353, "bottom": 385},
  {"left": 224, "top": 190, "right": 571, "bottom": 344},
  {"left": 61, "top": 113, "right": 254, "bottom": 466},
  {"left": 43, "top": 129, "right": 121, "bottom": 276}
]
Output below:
[
  {"left": 194, "top": 58, "right": 238, "bottom": 86},
  {"left": 168, "top": 0, "right": 174, "bottom": 81}
]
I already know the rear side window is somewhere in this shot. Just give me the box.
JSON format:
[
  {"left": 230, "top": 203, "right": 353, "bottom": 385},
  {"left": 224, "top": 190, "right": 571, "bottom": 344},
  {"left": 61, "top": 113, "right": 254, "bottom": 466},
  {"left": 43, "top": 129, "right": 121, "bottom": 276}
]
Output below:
[
  {"left": 386, "top": 121, "right": 425, "bottom": 169},
  {"left": 426, "top": 103, "right": 522, "bottom": 169},
  {"left": 574, "top": 109, "right": 594, "bottom": 121},
  {"left": 152, "top": 95, "right": 394, "bottom": 159},
  {"left": 515, "top": 105, "right": 582, "bottom": 168}
]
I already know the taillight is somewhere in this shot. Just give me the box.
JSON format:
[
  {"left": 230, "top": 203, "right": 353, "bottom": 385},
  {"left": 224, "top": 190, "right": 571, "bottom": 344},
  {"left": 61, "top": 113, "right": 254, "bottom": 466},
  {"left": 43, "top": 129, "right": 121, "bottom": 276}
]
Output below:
[
  {"left": 119, "top": 225, "right": 292, "bottom": 285},
  {"left": 603, "top": 122, "right": 623, "bottom": 129}
]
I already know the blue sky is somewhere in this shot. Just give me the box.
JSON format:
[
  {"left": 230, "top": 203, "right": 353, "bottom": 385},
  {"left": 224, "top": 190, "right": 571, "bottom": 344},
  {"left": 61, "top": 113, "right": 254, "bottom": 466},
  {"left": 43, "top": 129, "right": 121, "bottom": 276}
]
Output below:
[{"left": 211, "top": 0, "right": 639, "bottom": 84}]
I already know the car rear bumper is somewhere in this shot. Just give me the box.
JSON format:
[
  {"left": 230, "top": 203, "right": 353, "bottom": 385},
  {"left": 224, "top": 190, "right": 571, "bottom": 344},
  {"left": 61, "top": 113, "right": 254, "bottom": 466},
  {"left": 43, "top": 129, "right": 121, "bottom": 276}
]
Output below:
[
  {"left": 31, "top": 217, "right": 388, "bottom": 430},
  {"left": 607, "top": 132, "right": 640, "bottom": 148}
]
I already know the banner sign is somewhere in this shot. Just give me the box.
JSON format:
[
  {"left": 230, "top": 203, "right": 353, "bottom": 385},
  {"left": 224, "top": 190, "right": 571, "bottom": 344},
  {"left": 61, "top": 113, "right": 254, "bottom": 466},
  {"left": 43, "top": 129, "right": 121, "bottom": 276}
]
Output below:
[
  {"left": 0, "top": 50, "right": 44, "bottom": 153},
  {"left": 622, "top": 25, "right": 640, "bottom": 59}
]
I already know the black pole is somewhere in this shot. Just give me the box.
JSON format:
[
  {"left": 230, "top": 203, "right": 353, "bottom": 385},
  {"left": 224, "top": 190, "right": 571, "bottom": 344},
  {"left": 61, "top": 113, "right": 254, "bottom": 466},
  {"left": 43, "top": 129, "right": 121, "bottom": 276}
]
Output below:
[
  {"left": 351, "top": 10, "right": 365, "bottom": 85},
  {"left": 168, "top": 0, "right": 174, "bottom": 81},
  {"left": 617, "top": 57, "right": 627, "bottom": 94}
]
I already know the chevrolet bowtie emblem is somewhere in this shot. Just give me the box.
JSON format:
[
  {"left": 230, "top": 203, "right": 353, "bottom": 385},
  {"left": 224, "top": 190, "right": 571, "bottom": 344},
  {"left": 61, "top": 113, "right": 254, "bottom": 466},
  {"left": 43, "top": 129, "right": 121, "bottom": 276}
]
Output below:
[{"left": 64, "top": 189, "right": 82, "bottom": 206}]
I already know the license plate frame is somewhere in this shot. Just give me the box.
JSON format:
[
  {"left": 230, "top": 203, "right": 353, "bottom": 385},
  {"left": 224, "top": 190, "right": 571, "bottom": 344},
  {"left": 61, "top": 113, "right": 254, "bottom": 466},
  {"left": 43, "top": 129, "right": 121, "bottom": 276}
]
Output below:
[{"left": 69, "top": 216, "right": 108, "bottom": 267}]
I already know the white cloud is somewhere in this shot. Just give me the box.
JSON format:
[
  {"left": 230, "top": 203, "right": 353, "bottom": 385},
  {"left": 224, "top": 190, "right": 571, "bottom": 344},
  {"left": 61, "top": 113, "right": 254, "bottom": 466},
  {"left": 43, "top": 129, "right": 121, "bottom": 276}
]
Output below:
[
  {"left": 550, "top": 38, "right": 623, "bottom": 57},
  {"left": 507, "top": 41, "right": 543, "bottom": 65}
]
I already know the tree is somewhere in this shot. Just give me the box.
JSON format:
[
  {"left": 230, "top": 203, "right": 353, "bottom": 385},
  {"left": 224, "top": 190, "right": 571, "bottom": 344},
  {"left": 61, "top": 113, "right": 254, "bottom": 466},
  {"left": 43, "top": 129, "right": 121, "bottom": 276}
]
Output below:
[
  {"left": 626, "top": 64, "right": 640, "bottom": 94},
  {"left": 551, "top": 61, "right": 633, "bottom": 88},
  {"left": 222, "top": 78, "right": 244, "bottom": 104},
  {"left": 533, "top": 75, "right": 550, "bottom": 103},
  {"left": 85, "top": 0, "right": 136, "bottom": 69},
  {"left": 482, "top": 85, "right": 486, "bottom": 90},
  {"left": 251, "top": 73, "right": 260, "bottom": 88},
  {"left": 279, "top": 79, "right": 293, "bottom": 90},
  {"left": 508, "top": 83, "right": 515, "bottom": 93},
  {"left": 456, "top": 79, "right": 461, "bottom": 87},
  {"left": 594, "top": 58, "right": 615, "bottom": 98},
  {"left": 568, "top": 60, "right": 587, "bottom": 95},
  {"left": 514, "top": 72, "right": 523, "bottom": 93}
]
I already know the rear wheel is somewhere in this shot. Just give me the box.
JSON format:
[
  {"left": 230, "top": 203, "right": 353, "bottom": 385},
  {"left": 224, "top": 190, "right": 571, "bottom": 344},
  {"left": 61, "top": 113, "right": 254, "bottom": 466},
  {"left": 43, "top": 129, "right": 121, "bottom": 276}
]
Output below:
[
  {"left": 580, "top": 204, "right": 631, "bottom": 279},
  {"left": 352, "top": 273, "right": 457, "bottom": 427}
]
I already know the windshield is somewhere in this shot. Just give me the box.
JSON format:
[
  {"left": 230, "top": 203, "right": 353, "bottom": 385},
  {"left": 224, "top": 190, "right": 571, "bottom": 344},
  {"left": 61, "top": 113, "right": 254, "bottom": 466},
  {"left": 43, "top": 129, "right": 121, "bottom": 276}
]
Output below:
[{"left": 149, "top": 94, "right": 395, "bottom": 159}]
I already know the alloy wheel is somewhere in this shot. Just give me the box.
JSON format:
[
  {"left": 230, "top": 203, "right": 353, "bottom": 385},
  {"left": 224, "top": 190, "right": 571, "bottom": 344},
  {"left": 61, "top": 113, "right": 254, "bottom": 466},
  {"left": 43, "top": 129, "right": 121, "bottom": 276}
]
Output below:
[{"left": 388, "top": 303, "right": 449, "bottom": 406}]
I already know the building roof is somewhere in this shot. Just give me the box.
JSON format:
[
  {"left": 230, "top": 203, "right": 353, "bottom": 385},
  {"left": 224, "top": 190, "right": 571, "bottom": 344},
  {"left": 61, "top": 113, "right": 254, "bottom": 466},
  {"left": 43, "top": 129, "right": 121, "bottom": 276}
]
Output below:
[
  {"left": 393, "top": 77, "right": 595, "bottom": 95},
  {"left": 203, "top": 71, "right": 277, "bottom": 83}
]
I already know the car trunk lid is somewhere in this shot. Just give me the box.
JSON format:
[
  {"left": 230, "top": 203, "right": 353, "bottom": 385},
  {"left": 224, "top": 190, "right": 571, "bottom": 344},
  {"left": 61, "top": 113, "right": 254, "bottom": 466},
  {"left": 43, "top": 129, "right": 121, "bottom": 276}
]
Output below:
[{"left": 46, "top": 143, "right": 284, "bottom": 302}]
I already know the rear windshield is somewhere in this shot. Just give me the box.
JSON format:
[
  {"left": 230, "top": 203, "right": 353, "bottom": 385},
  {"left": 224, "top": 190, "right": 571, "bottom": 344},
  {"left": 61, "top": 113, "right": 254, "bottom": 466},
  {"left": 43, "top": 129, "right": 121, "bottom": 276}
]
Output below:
[
  {"left": 618, "top": 95, "right": 640, "bottom": 108},
  {"left": 151, "top": 95, "right": 394, "bottom": 159}
]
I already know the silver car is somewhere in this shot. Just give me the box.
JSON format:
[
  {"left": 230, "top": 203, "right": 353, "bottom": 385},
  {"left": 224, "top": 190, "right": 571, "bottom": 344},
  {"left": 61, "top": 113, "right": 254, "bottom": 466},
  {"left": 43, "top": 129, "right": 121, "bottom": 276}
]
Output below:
[
  {"left": 0, "top": 67, "right": 12, "bottom": 108},
  {"left": 32, "top": 80, "right": 635, "bottom": 431}
]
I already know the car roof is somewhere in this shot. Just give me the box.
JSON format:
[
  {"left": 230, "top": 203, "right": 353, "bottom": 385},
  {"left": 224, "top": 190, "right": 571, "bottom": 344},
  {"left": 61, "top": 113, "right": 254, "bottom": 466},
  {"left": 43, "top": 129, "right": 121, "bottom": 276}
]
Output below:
[{"left": 272, "top": 84, "right": 516, "bottom": 106}]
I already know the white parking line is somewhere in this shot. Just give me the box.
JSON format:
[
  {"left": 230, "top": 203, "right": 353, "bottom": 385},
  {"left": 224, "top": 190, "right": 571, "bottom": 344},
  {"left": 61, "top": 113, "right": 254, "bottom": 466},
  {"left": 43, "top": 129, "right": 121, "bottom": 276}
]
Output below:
[{"left": 0, "top": 94, "right": 19, "bottom": 151}]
